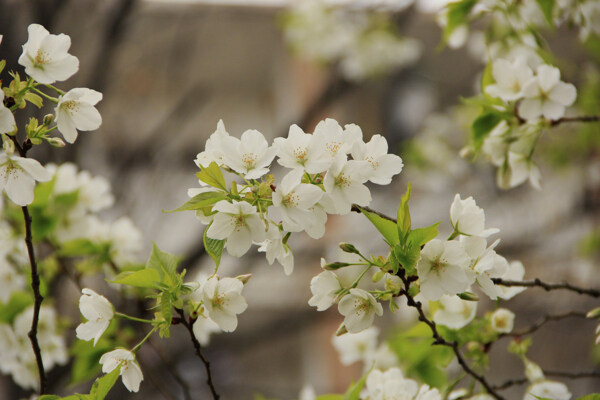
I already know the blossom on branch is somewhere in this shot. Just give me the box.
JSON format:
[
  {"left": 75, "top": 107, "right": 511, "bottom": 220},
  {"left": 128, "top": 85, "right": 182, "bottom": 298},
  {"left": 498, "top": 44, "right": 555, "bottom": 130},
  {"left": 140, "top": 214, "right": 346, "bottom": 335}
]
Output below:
[
  {"left": 520, "top": 65, "right": 577, "bottom": 121},
  {"left": 338, "top": 288, "right": 383, "bottom": 333},
  {"left": 76, "top": 288, "right": 114, "bottom": 346},
  {"left": 99, "top": 349, "right": 144, "bottom": 392},
  {"left": 0, "top": 153, "right": 51, "bottom": 206},
  {"left": 199, "top": 276, "right": 248, "bottom": 332},
  {"left": 55, "top": 88, "right": 103, "bottom": 144}
]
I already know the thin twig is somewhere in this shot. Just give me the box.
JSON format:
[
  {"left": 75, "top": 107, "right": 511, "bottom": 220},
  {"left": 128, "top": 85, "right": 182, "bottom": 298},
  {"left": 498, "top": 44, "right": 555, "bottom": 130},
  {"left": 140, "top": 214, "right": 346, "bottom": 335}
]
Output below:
[
  {"left": 396, "top": 269, "right": 504, "bottom": 400},
  {"left": 493, "top": 370, "right": 600, "bottom": 390},
  {"left": 175, "top": 308, "right": 220, "bottom": 400},
  {"left": 503, "top": 311, "right": 587, "bottom": 338},
  {"left": 550, "top": 115, "right": 600, "bottom": 126},
  {"left": 350, "top": 204, "right": 396, "bottom": 222},
  {"left": 492, "top": 278, "right": 600, "bottom": 298}
]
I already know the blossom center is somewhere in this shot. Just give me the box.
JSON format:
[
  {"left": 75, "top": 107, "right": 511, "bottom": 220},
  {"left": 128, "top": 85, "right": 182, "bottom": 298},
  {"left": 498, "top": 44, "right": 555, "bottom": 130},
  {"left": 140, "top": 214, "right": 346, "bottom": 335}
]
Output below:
[
  {"left": 325, "top": 141, "right": 342, "bottom": 156},
  {"left": 283, "top": 190, "right": 299, "bottom": 207},
  {"left": 34, "top": 49, "right": 50, "bottom": 67},
  {"left": 365, "top": 156, "right": 379, "bottom": 170},
  {"left": 334, "top": 172, "right": 350, "bottom": 188},
  {"left": 293, "top": 146, "right": 308, "bottom": 163},
  {"left": 241, "top": 152, "right": 257, "bottom": 169},
  {"left": 60, "top": 100, "right": 80, "bottom": 114}
]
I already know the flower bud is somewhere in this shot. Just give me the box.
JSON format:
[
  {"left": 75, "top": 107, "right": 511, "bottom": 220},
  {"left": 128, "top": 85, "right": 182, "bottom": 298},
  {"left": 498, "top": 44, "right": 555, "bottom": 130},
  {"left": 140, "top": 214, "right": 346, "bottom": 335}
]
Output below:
[
  {"left": 46, "top": 137, "right": 66, "bottom": 148},
  {"left": 524, "top": 359, "right": 545, "bottom": 383},
  {"left": 335, "top": 323, "right": 348, "bottom": 336},
  {"left": 490, "top": 308, "right": 514, "bottom": 333},
  {"left": 236, "top": 273, "right": 252, "bottom": 285},
  {"left": 587, "top": 307, "right": 600, "bottom": 319},
  {"left": 339, "top": 242, "right": 359, "bottom": 254},
  {"left": 458, "top": 291, "right": 479, "bottom": 301},
  {"left": 42, "top": 114, "right": 55, "bottom": 125},
  {"left": 2, "top": 134, "right": 14, "bottom": 155},
  {"left": 322, "top": 262, "right": 351, "bottom": 270}
]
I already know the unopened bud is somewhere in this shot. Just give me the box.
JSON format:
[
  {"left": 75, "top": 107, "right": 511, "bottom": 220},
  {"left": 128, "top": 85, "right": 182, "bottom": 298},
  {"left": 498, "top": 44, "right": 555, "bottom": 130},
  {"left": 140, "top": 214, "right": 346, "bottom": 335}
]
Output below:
[
  {"left": 524, "top": 359, "right": 545, "bottom": 383},
  {"left": 323, "top": 262, "right": 351, "bottom": 270},
  {"left": 459, "top": 146, "right": 473, "bottom": 158},
  {"left": 339, "top": 242, "right": 359, "bottom": 254},
  {"left": 458, "top": 291, "right": 479, "bottom": 301},
  {"left": 42, "top": 114, "right": 54, "bottom": 125},
  {"left": 46, "top": 137, "right": 65, "bottom": 148},
  {"left": 587, "top": 307, "right": 600, "bottom": 319},
  {"left": 372, "top": 270, "right": 385, "bottom": 283},
  {"left": 236, "top": 273, "right": 252, "bottom": 285},
  {"left": 335, "top": 323, "right": 348, "bottom": 336},
  {"left": 2, "top": 134, "right": 14, "bottom": 155},
  {"left": 466, "top": 341, "right": 480, "bottom": 352}
]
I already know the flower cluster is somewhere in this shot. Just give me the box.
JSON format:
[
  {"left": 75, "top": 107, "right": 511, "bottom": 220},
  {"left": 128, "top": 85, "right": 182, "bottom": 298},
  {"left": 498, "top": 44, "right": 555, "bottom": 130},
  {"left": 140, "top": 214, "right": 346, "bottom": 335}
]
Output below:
[
  {"left": 282, "top": 0, "right": 421, "bottom": 81},
  {"left": 0, "top": 306, "right": 67, "bottom": 390}
]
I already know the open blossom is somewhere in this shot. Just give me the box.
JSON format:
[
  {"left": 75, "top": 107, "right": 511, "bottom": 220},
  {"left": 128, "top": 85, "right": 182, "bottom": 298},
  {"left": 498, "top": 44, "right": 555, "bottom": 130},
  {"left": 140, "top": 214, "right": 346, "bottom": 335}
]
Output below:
[
  {"left": 18, "top": 24, "right": 79, "bottom": 84},
  {"left": 321, "top": 155, "right": 371, "bottom": 215},
  {"left": 350, "top": 130, "right": 404, "bottom": 185},
  {"left": 313, "top": 118, "right": 362, "bottom": 162},
  {"left": 332, "top": 326, "right": 379, "bottom": 365},
  {"left": 497, "top": 261, "right": 527, "bottom": 300},
  {"left": 0, "top": 90, "right": 16, "bottom": 134},
  {"left": 485, "top": 57, "right": 533, "bottom": 101},
  {"left": 520, "top": 64, "right": 577, "bottom": 121},
  {"left": 76, "top": 288, "right": 114, "bottom": 346},
  {"left": 271, "top": 168, "right": 324, "bottom": 234},
  {"left": 308, "top": 270, "right": 342, "bottom": 311},
  {"left": 273, "top": 124, "right": 330, "bottom": 173},
  {"left": 200, "top": 276, "right": 248, "bottom": 332},
  {"left": 490, "top": 308, "right": 515, "bottom": 333},
  {"left": 0, "top": 153, "right": 51, "bottom": 206},
  {"left": 364, "top": 368, "right": 419, "bottom": 400},
  {"left": 55, "top": 88, "right": 103, "bottom": 144},
  {"left": 207, "top": 200, "right": 266, "bottom": 257},
  {"left": 195, "top": 119, "right": 230, "bottom": 169},
  {"left": 450, "top": 194, "right": 499, "bottom": 237},
  {"left": 416, "top": 239, "right": 473, "bottom": 301},
  {"left": 192, "top": 315, "right": 221, "bottom": 346},
  {"left": 257, "top": 225, "right": 294, "bottom": 275},
  {"left": 338, "top": 288, "right": 383, "bottom": 333},
  {"left": 433, "top": 295, "right": 477, "bottom": 329},
  {"left": 220, "top": 129, "right": 276, "bottom": 179},
  {"left": 497, "top": 151, "right": 541, "bottom": 190},
  {"left": 523, "top": 380, "right": 571, "bottom": 400},
  {"left": 99, "top": 349, "right": 143, "bottom": 392},
  {"left": 461, "top": 236, "right": 508, "bottom": 299}
]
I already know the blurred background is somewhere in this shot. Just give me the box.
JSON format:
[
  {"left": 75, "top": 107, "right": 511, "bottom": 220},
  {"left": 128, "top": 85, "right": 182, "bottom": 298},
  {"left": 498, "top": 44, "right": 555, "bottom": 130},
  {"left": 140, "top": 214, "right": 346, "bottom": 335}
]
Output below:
[{"left": 0, "top": 0, "right": 599, "bottom": 399}]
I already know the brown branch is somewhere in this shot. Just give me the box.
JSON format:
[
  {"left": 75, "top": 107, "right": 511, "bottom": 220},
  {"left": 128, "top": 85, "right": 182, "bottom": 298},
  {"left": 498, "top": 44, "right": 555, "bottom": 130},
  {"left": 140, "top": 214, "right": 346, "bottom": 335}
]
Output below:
[
  {"left": 492, "top": 278, "right": 600, "bottom": 298},
  {"left": 550, "top": 116, "right": 600, "bottom": 126},
  {"left": 503, "top": 311, "right": 587, "bottom": 338},
  {"left": 174, "top": 308, "right": 219, "bottom": 400},
  {"left": 396, "top": 269, "right": 503, "bottom": 400},
  {"left": 493, "top": 370, "right": 600, "bottom": 390},
  {"left": 350, "top": 204, "right": 396, "bottom": 222}
]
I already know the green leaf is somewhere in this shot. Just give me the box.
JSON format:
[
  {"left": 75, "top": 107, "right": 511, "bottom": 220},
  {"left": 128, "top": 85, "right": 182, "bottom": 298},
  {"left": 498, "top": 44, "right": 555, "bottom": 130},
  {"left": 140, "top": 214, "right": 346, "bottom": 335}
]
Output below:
[
  {"left": 343, "top": 371, "right": 369, "bottom": 400},
  {"left": 164, "top": 191, "right": 226, "bottom": 213},
  {"left": 393, "top": 243, "right": 421, "bottom": 275},
  {"left": 315, "top": 396, "right": 343, "bottom": 400},
  {"left": 24, "top": 92, "right": 43, "bottom": 108},
  {"left": 0, "top": 291, "right": 33, "bottom": 324},
  {"left": 408, "top": 223, "right": 440, "bottom": 247},
  {"left": 203, "top": 225, "right": 225, "bottom": 267},
  {"left": 443, "top": 0, "right": 477, "bottom": 42},
  {"left": 577, "top": 395, "right": 600, "bottom": 400},
  {"left": 146, "top": 243, "right": 180, "bottom": 286},
  {"left": 110, "top": 268, "right": 161, "bottom": 289},
  {"left": 471, "top": 112, "right": 503, "bottom": 153},
  {"left": 90, "top": 365, "right": 121, "bottom": 400},
  {"left": 397, "top": 183, "right": 412, "bottom": 241},
  {"left": 481, "top": 61, "right": 494, "bottom": 93},
  {"left": 58, "top": 239, "right": 99, "bottom": 257},
  {"left": 535, "top": 0, "right": 555, "bottom": 26},
  {"left": 196, "top": 162, "right": 227, "bottom": 191},
  {"left": 37, "top": 396, "right": 62, "bottom": 400},
  {"left": 358, "top": 207, "right": 399, "bottom": 246}
]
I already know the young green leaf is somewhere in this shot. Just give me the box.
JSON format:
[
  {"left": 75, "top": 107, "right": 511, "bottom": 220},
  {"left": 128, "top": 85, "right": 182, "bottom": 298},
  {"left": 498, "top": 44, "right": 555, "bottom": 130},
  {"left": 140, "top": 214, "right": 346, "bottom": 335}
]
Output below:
[
  {"left": 110, "top": 269, "right": 161, "bottom": 289},
  {"left": 146, "top": 243, "right": 180, "bottom": 287},
  {"left": 163, "top": 191, "right": 226, "bottom": 213},
  {"left": 204, "top": 225, "right": 225, "bottom": 267},
  {"left": 397, "top": 183, "right": 412, "bottom": 241},
  {"left": 90, "top": 364, "right": 122, "bottom": 400},
  {"left": 443, "top": 0, "right": 477, "bottom": 42},
  {"left": 357, "top": 206, "right": 399, "bottom": 246},
  {"left": 196, "top": 162, "right": 227, "bottom": 191},
  {"left": 471, "top": 112, "right": 503, "bottom": 153},
  {"left": 535, "top": 0, "right": 555, "bottom": 26},
  {"left": 343, "top": 371, "right": 369, "bottom": 400}
]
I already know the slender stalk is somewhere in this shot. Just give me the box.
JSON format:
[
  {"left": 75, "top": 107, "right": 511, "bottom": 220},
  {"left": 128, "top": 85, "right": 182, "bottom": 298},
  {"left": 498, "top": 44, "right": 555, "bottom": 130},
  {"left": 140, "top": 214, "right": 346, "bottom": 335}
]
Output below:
[
  {"left": 550, "top": 115, "right": 600, "bottom": 126},
  {"left": 115, "top": 311, "right": 154, "bottom": 324},
  {"left": 31, "top": 87, "right": 58, "bottom": 103},
  {"left": 492, "top": 278, "right": 600, "bottom": 298},
  {"left": 175, "top": 308, "right": 220, "bottom": 400}
]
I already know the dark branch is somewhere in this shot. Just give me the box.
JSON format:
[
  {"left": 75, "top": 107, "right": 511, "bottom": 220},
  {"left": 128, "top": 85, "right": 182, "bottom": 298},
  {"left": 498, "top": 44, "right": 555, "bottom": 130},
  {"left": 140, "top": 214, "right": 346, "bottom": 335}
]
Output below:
[
  {"left": 351, "top": 204, "right": 396, "bottom": 222},
  {"left": 493, "top": 370, "right": 600, "bottom": 390},
  {"left": 503, "top": 311, "right": 587, "bottom": 338},
  {"left": 550, "top": 116, "right": 600, "bottom": 126},
  {"left": 174, "top": 308, "right": 219, "bottom": 400},
  {"left": 492, "top": 278, "right": 600, "bottom": 298}
]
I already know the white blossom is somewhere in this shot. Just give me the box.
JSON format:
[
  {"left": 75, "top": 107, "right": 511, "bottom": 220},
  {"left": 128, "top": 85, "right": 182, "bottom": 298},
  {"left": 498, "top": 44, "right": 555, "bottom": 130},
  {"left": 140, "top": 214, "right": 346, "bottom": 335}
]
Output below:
[
  {"left": 76, "top": 288, "right": 114, "bottom": 346},
  {"left": 0, "top": 90, "right": 16, "bottom": 134},
  {"left": 433, "top": 295, "right": 477, "bottom": 329},
  {"left": 490, "top": 308, "right": 515, "bottom": 333},
  {"left": 257, "top": 225, "right": 294, "bottom": 275},
  {"left": 364, "top": 368, "right": 419, "bottom": 400},
  {"left": 273, "top": 124, "right": 330, "bottom": 173},
  {"left": 350, "top": 130, "right": 404, "bottom": 185},
  {"left": 461, "top": 236, "right": 508, "bottom": 299},
  {"left": 450, "top": 194, "right": 499, "bottom": 237},
  {"left": 332, "top": 326, "right": 379, "bottom": 365},
  {"left": 99, "top": 349, "right": 144, "bottom": 392},
  {"left": 308, "top": 270, "right": 341, "bottom": 311},
  {"left": 207, "top": 200, "right": 266, "bottom": 257},
  {"left": 321, "top": 155, "right": 371, "bottom": 215},
  {"left": 199, "top": 276, "right": 248, "bottom": 332},
  {"left": 18, "top": 24, "right": 79, "bottom": 84},
  {"left": 497, "top": 151, "right": 542, "bottom": 190},
  {"left": 313, "top": 118, "right": 362, "bottom": 162},
  {"left": 55, "top": 88, "right": 103, "bottom": 144},
  {"left": 0, "top": 256, "right": 25, "bottom": 303},
  {"left": 220, "top": 129, "right": 276, "bottom": 179},
  {"left": 497, "top": 261, "right": 527, "bottom": 300},
  {"left": 195, "top": 119, "right": 230, "bottom": 170},
  {"left": 338, "top": 288, "right": 383, "bottom": 333},
  {"left": 520, "top": 65, "right": 577, "bottom": 121},
  {"left": 485, "top": 57, "right": 533, "bottom": 101},
  {"left": 0, "top": 153, "right": 51, "bottom": 206},
  {"left": 417, "top": 239, "right": 473, "bottom": 301},
  {"left": 192, "top": 315, "right": 221, "bottom": 346},
  {"left": 524, "top": 380, "right": 571, "bottom": 400}
]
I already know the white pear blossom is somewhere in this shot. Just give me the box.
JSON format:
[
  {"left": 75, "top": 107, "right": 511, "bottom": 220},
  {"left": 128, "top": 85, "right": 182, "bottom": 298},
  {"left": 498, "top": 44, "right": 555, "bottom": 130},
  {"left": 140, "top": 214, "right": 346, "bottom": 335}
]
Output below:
[
  {"left": 490, "top": 308, "right": 515, "bottom": 333},
  {"left": 308, "top": 270, "right": 342, "bottom": 311},
  {"left": 450, "top": 194, "right": 499, "bottom": 238},
  {"left": 55, "top": 88, "right": 103, "bottom": 144},
  {"left": 313, "top": 118, "right": 362, "bottom": 162},
  {"left": 497, "top": 261, "right": 527, "bottom": 300},
  {"left": 303, "top": 204, "right": 328, "bottom": 239},
  {"left": 299, "top": 384, "right": 317, "bottom": 400},
  {"left": 415, "top": 385, "right": 442, "bottom": 400},
  {"left": 364, "top": 368, "right": 419, "bottom": 400},
  {"left": 524, "top": 380, "right": 571, "bottom": 400},
  {"left": 433, "top": 295, "right": 477, "bottom": 329},
  {"left": 321, "top": 155, "right": 371, "bottom": 215},
  {"left": 192, "top": 315, "right": 221, "bottom": 346},
  {"left": 332, "top": 326, "right": 379, "bottom": 365},
  {"left": 520, "top": 65, "right": 577, "bottom": 121},
  {"left": 76, "top": 288, "right": 114, "bottom": 346},
  {"left": 417, "top": 239, "right": 473, "bottom": 301},
  {"left": 0, "top": 153, "right": 51, "bottom": 206},
  {"left": 273, "top": 124, "right": 331, "bottom": 173},
  {"left": 338, "top": 288, "right": 383, "bottom": 333},
  {"left": 199, "top": 276, "right": 248, "bottom": 332},
  {"left": 0, "top": 90, "right": 16, "bottom": 134},
  {"left": 0, "top": 257, "right": 25, "bottom": 303},
  {"left": 497, "top": 151, "right": 541, "bottom": 190},
  {"left": 485, "top": 57, "right": 533, "bottom": 101},
  {"left": 461, "top": 236, "right": 508, "bottom": 299},
  {"left": 195, "top": 119, "right": 230, "bottom": 170},
  {"left": 99, "top": 349, "right": 144, "bottom": 392},
  {"left": 350, "top": 130, "right": 404, "bottom": 185},
  {"left": 481, "top": 121, "right": 510, "bottom": 167},
  {"left": 271, "top": 168, "right": 324, "bottom": 233},
  {"left": 220, "top": 129, "right": 276, "bottom": 179},
  {"left": 18, "top": 24, "right": 79, "bottom": 84},
  {"left": 257, "top": 225, "right": 294, "bottom": 275},
  {"left": 207, "top": 200, "right": 266, "bottom": 257},
  {"left": 367, "top": 342, "right": 400, "bottom": 371}
]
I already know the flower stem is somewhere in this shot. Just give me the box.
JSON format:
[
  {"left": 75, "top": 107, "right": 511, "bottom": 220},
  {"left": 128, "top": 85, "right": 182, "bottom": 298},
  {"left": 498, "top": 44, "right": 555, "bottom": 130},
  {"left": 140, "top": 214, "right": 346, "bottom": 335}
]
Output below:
[
  {"left": 31, "top": 87, "right": 59, "bottom": 104},
  {"left": 115, "top": 311, "right": 154, "bottom": 324},
  {"left": 131, "top": 326, "right": 158, "bottom": 353}
]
